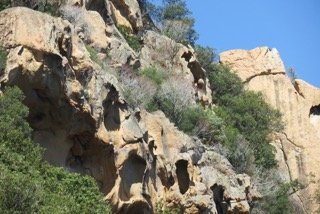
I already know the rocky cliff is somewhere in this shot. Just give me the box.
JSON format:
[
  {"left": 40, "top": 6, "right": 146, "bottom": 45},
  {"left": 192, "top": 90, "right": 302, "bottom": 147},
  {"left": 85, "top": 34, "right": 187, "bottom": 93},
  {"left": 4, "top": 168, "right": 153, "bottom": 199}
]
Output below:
[
  {"left": 0, "top": 3, "right": 257, "bottom": 214},
  {"left": 221, "top": 47, "right": 320, "bottom": 213}
]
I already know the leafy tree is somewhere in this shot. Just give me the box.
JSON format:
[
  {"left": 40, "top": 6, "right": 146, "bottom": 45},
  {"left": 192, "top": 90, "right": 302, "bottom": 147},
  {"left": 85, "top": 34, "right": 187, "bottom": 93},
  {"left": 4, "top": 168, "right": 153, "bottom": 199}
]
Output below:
[
  {"left": 0, "top": 86, "right": 111, "bottom": 213},
  {"left": 287, "top": 67, "right": 297, "bottom": 84},
  {"left": 146, "top": 0, "right": 198, "bottom": 45},
  {"left": 194, "top": 45, "right": 217, "bottom": 70},
  {"left": 207, "top": 64, "right": 243, "bottom": 103}
]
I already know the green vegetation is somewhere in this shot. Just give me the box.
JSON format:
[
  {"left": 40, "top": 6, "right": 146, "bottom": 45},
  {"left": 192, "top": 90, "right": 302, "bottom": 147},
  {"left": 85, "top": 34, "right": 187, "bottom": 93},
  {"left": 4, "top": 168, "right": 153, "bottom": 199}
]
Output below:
[
  {"left": 117, "top": 25, "right": 141, "bottom": 51},
  {"left": 0, "top": 86, "right": 111, "bottom": 213},
  {"left": 155, "top": 201, "right": 181, "bottom": 214},
  {"left": 0, "top": 0, "right": 10, "bottom": 11},
  {"left": 317, "top": 183, "right": 320, "bottom": 213},
  {"left": 156, "top": 208, "right": 181, "bottom": 214},
  {"left": 287, "top": 67, "right": 297, "bottom": 84},
  {"left": 257, "top": 180, "right": 302, "bottom": 214},
  {"left": 146, "top": 0, "right": 198, "bottom": 45},
  {"left": 139, "top": 66, "right": 166, "bottom": 85},
  {"left": 0, "top": 0, "right": 64, "bottom": 15},
  {"left": 85, "top": 44, "right": 103, "bottom": 67},
  {"left": 0, "top": 47, "right": 7, "bottom": 71},
  {"left": 194, "top": 45, "right": 217, "bottom": 70},
  {"left": 207, "top": 63, "right": 283, "bottom": 169}
]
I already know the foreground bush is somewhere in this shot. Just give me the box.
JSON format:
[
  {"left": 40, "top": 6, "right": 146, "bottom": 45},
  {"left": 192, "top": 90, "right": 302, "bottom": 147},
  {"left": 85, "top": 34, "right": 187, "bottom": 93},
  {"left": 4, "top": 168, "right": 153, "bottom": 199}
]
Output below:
[{"left": 0, "top": 86, "right": 111, "bottom": 213}]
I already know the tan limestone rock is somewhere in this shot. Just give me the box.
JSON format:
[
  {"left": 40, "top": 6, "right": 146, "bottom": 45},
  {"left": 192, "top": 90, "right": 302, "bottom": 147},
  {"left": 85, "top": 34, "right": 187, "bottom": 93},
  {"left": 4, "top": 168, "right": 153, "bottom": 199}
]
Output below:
[{"left": 109, "top": 0, "right": 143, "bottom": 31}]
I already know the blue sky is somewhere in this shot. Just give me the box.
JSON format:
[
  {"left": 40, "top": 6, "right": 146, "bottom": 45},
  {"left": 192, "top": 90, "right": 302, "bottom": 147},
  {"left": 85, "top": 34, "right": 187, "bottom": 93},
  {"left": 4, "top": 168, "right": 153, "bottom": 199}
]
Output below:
[
  {"left": 186, "top": 0, "right": 320, "bottom": 87},
  {"left": 154, "top": 0, "right": 320, "bottom": 87}
]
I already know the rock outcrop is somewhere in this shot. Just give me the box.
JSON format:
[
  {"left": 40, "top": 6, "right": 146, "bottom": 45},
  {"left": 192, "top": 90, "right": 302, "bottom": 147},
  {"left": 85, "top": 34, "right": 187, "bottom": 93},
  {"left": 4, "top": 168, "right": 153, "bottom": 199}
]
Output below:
[
  {"left": 0, "top": 7, "right": 257, "bottom": 213},
  {"left": 221, "top": 47, "right": 320, "bottom": 213}
]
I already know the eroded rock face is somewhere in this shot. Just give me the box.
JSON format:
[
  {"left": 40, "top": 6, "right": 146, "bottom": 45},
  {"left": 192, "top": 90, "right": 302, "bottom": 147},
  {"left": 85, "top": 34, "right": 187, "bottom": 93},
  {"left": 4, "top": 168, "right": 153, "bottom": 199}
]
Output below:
[
  {"left": 221, "top": 47, "right": 320, "bottom": 213},
  {"left": 0, "top": 7, "right": 257, "bottom": 214}
]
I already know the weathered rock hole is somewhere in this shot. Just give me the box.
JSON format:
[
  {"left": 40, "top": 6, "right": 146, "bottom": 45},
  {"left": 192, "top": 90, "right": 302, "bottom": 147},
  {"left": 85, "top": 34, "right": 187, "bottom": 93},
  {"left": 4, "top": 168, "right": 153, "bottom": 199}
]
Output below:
[
  {"left": 158, "top": 167, "right": 174, "bottom": 189},
  {"left": 181, "top": 51, "right": 206, "bottom": 88},
  {"left": 310, "top": 105, "right": 320, "bottom": 133},
  {"left": 103, "top": 84, "right": 123, "bottom": 131},
  {"left": 310, "top": 105, "right": 320, "bottom": 117},
  {"left": 211, "top": 184, "right": 228, "bottom": 214},
  {"left": 181, "top": 51, "right": 192, "bottom": 62},
  {"left": 119, "top": 154, "right": 147, "bottom": 201},
  {"left": 175, "top": 160, "right": 190, "bottom": 194},
  {"left": 86, "top": 0, "right": 111, "bottom": 23},
  {"left": 125, "top": 201, "right": 151, "bottom": 214}
]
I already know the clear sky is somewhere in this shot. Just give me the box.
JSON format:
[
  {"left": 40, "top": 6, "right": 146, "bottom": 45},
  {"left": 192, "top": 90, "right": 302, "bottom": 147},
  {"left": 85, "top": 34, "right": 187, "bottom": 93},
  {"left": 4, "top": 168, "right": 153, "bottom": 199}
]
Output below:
[{"left": 154, "top": 0, "right": 320, "bottom": 87}]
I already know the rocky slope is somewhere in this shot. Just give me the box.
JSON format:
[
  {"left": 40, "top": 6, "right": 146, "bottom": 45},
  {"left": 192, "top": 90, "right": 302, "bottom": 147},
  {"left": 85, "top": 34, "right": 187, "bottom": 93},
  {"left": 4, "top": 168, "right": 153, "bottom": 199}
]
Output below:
[
  {"left": 221, "top": 47, "right": 320, "bottom": 213},
  {"left": 0, "top": 4, "right": 258, "bottom": 214}
]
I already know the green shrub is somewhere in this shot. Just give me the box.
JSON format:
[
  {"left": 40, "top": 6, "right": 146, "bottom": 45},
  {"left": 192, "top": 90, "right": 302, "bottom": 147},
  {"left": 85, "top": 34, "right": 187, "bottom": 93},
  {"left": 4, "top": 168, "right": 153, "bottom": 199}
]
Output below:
[
  {"left": 178, "top": 106, "right": 205, "bottom": 133},
  {"left": 0, "top": 86, "right": 111, "bottom": 213},
  {"left": 117, "top": 25, "right": 141, "bottom": 51},
  {"left": 199, "top": 110, "right": 225, "bottom": 144},
  {"left": 207, "top": 64, "right": 243, "bottom": 102},
  {"left": 208, "top": 63, "right": 283, "bottom": 169},
  {"left": 1, "top": 0, "right": 64, "bottom": 15},
  {"left": 194, "top": 45, "right": 216, "bottom": 70},
  {"left": 0, "top": 0, "right": 10, "bottom": 11},
  {"left": 258, "top": 180, "right": 302, "bottom": 214},
  {"left": 151, "top": 77, "right": 195, "bottom": 126},
  {"left": 0, "top": 47, "right": 7, "bottom": 71},
  {"left": 139, "top": 66, "right": 166, "bottom": 85},
  {"left": 85, "top": 44, "right": 103, "bottom": 67},
  {"left": 119, "top": 67, "right": 158, "bottom": 109},
  {"left": 155, "top": 200, "right": 181, "bottom": 214}
]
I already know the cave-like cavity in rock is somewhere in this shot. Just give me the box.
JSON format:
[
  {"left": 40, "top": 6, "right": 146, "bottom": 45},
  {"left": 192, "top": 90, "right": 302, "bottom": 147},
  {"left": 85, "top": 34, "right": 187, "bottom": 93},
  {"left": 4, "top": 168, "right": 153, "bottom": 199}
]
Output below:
[{"left": 175, "top": 159, "right": 190, "bottom": 194}]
